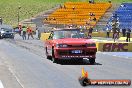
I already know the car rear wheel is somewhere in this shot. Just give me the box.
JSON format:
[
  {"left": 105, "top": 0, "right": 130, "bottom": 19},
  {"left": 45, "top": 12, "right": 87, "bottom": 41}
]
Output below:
[{"left": 89, "top": 58, "right": 95, "bottom": 65}]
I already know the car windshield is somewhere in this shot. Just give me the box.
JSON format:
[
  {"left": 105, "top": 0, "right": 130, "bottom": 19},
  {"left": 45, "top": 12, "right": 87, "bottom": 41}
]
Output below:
[
  {"left": 1, "top": 28, "right": 13, "bottom": 32},
  {"left": 53, "top": 30, "right": 86, "bottom": 39}
]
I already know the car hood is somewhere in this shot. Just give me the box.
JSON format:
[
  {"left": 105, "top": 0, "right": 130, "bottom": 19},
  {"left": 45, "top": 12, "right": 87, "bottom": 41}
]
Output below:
[
  {"left": 1, "top": 32, "right": 14, "bottom": 34},
  {"left": 52, "top": 38, "right": 95, "bottom": 44}
]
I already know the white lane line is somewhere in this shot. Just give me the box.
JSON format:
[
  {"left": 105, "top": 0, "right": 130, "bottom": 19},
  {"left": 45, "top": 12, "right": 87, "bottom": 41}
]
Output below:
[
  {"left": 0, "top": 80, "right": 4, "bottom": 88},
  {"left": 101, "top": 52, "right": 132, "bottom": 60},
  {"left": 8, "top": 68, "right": 25, "bottom": 88}
]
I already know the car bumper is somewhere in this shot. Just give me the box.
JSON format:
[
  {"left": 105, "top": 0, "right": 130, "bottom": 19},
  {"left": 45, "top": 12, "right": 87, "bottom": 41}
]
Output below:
[
  {"left": 1, "top": 34, "right": 14, "bottom": 38},
  {"left": 54, "top": 47, "right": 97, "bottom": 59}
]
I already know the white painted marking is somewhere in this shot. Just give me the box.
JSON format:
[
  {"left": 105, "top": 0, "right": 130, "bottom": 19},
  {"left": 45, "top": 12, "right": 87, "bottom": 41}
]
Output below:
[
  {"left": 8, "top": 68, "right": 25, "bottom": 88},
  {"left": 113, "top": 55, "right": 117, "bottom": 56},
  {"left": 100, "top": 52, "right": 132, "bottom": 60},
  {"left": 0, "top": 80, "right": 4, "bottom": 88}
]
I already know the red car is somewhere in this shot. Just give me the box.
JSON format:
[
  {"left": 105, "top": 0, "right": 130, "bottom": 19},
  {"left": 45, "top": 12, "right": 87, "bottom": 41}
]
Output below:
[{"left": 45, "top": 29, "right": 97, "bottom": 64}]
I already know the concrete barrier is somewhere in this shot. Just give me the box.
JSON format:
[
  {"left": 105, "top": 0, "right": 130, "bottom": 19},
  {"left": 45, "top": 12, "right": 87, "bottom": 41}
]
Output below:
[
  {"left": 96, "top": 42, "right": 132, "bottom": 52},
  {"left": 92, "top": 32, "right": 132, "bottom": 38},
  {"left": 40, "top": 33, "right": 50, "bottom": 41},
  {"left": 119, "top": 37, "right": 132, "bottom": 41},
  {"left": 92, "top": 32, "right": 116, "bottom": 37}
]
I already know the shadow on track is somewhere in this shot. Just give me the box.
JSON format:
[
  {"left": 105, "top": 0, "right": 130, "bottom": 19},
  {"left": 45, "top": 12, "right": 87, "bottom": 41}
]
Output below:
[{"left": 48, "top": 58, "right": 102, "bottom": 65}]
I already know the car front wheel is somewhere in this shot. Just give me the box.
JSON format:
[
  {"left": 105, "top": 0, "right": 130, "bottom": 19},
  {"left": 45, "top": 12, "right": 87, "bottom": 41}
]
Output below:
[
  {"left": 45, "top": 47, "right": 51, "bottom": 59},
  {"left": 52, "top": 48, "right": 58, "bottom": 63},
  {"left": 89, "top": 58, "right": 95, "bottom": 65},
  {"left": 52, "top": 57, "right": 58, "bottom": 63},
  {"left": 0, "top": 36, "right": 3, "bottom": 39}
]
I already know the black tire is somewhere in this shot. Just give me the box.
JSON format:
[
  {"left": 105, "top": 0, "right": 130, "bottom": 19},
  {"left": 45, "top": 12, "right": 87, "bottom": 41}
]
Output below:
[
  {"left": 0, "top": 35, "right": 1, "bottom": 39},
  {"left": 78, "top": 58, "right": 83, "bottom": 63},
  {"left": 52, "top": 57, "right": 58, "bottom": 63},
  {"left": 0, "top": 36, "right": 3, "bottom": 39},
  {"left": 89, "top": 58, "right": 95, "bottom": 65},
  {"left": 45, "top": 47, "right": 51, "bottom": 59},
  {"left": 52, "top": 47, "right": 58, "bottom": 63}
]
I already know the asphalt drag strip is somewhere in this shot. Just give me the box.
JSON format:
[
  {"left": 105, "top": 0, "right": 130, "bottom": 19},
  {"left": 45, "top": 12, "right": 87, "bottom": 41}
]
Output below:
[{"left": 0, "top": 39, "right": 131, "bottom": 88}]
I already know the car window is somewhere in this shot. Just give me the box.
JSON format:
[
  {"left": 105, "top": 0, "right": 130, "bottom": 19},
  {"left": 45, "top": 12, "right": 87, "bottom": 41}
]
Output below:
[
  {"left": 53, "top": 30, "right": 86, "bottom": 39},
  {"left": 1, "top": 28, "right": 13, "bottom": 32},
  {"left": 53, "top": 31, "right": 65, "bottom": 39}
]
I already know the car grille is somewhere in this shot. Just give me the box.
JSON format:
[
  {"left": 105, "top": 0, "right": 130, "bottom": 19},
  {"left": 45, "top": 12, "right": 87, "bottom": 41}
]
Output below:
[
  {"left": 68, "top": 45, "right": 86, "bottom": 47},
  {"left": 59, "top": 51, "right": 68, "bottom": 55},
  {"left": 59, "top": 50, "right": 96, "bottom": 56},
  {"left": 59, "top": 50, "right": 85, "bottom": 55}
]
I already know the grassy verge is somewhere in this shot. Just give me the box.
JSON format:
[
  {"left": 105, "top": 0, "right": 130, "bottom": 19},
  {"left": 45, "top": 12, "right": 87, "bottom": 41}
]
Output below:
[{"left": 0, "top": 0, "right": 131, "bottom": 26}]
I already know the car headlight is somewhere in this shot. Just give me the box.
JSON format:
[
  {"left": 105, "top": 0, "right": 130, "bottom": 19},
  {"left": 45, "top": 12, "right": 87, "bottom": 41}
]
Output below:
[
  {"left": 1, "top": 33, "right": 5, "bottom": 35},
  {"left": 1, "top": 31, "right": 5, "bottom": 34},
  {"left": 56, "top": 44, "right": 68, "bottom": 48},
  {"left": 86, "top": 43, "right": 96, "bottom": 47}
]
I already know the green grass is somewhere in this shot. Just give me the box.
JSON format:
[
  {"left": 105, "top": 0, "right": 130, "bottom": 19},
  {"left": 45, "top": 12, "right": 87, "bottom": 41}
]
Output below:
[{"left": 0, "top": 0, "right": 132, "bottom": 26}]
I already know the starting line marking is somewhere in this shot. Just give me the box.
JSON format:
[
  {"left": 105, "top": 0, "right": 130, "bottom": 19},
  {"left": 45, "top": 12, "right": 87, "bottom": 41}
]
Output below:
[
  {"left": 101, "top": 52, "right": 132, "bottom": 60},
  {"left": 0, "top": 80, "right": 4, "bottom": 88}
]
